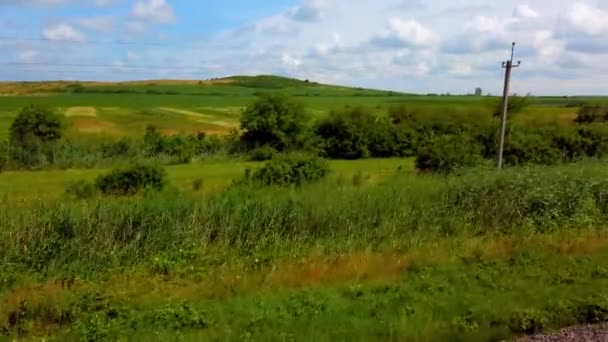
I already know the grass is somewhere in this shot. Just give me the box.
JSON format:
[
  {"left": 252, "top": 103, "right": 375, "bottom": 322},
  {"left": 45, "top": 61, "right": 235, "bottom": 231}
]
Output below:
[
  {"left": 3, "top": 232, "right": 608, "bottom": 341},
  {"left": 1, "top": 76, "right": 608, "bottom": 340},
  {"left": 0, "top": 158, "right": 411, "bottom": 200},
  {"left": 1, "top": 158, "right": 608, "bottom": 340},
  {"left": 0, "top": 75, "right": 603, "bottom": 140}
]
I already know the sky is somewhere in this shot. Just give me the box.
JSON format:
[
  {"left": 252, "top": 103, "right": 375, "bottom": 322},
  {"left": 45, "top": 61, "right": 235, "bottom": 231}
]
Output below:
[{"left": 1, "top": 0, "right": 608, "bottom": 95}]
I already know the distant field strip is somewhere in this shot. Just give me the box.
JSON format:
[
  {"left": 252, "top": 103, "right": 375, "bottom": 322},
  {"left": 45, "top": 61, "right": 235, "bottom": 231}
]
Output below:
[
  {"left": 64, "top": 106, "right": 97, "bottom": 117},
  {"left": 159, "top": 107, "right": 238, "bottom": 128}
]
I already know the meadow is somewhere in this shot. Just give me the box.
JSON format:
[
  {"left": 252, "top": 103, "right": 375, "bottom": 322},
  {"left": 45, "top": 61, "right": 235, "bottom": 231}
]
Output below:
[
  {"left": 1, "top": 76, "right": 608, "bottom": 341},
  {"left": 0, "top": 75, "right": 597, "bottom": 140}
]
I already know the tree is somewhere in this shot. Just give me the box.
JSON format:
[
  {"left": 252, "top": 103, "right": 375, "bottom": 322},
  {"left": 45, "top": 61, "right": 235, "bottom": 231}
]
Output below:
[
  {"left": 9, "top": 105, "right": 65, "bottom": 167},
  {"left": 240, "top": 94, "right": 310, "bottom": 151},
  {"left": 315, "top": 107, "right": 374, "bottom": 159}
]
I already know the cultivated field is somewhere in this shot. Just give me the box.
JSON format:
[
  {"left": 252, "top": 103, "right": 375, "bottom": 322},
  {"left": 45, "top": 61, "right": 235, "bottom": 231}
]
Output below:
[{"left": 1, "top": 76, "right": 608, "bottom": 341}]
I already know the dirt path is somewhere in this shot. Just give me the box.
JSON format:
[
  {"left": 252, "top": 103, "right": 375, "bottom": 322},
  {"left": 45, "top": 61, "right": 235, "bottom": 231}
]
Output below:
[{"left": 517, "top": 324, "right": 608, "bottom": 341}]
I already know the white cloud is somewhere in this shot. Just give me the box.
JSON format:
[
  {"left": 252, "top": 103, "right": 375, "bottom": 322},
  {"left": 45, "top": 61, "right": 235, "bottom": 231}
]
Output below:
[
  {"left": 568, "top": 2, "right": 608, "bottom": 36},
  {"left": 5, "top": 0, "right": 608, "bottom": 95},
  {"left": 533, "top": 30, "right": 564, "bottom": 62},
  {"left": 389, "top": 18, "right": 438, "bottom": 47},
  {"left": 132, "top": 0, "right": 176, "bottom": 24},
  {"left": 126, "top": 51, "right": 138, "bottom": 62},
  {"left": 513, "top": 4, "right": 540, "bottom": 19},
  {"left": 76, "top": 15, "right": 115, "bottom": 32},
  {"left": 448, "top": 62, "right": 473, "bottom": 76},
  {"left": 42, "top": 23, "right": 85, "bottom": 42},
  {"left": 17, "top": 50, "right": 40, "bottom": 63},
  {"left": 94, "top": 0, "right": 112, "bottom": 7},
  {"left": 282, "top": 53, "right": 302, "bottom": 69},
  {"left": 288, "top": 0, "right": 332, "bottom": 22},
  {"left": 371, "top": 18, "right": 438, "bottom": 48},
  {"left": 127, "top": 21, "right": 147, "bottom": 33}
]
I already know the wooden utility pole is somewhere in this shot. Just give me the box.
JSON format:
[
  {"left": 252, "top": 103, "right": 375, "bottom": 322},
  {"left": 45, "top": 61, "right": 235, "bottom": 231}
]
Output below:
[{"left": 497, "top": 42, "right": 521, "bottom": 169}]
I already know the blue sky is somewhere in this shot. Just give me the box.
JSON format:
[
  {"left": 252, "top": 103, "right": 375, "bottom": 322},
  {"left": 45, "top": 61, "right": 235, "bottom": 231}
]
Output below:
[{"left": 1, "top": 0, "right": 608, "bottom": 95}]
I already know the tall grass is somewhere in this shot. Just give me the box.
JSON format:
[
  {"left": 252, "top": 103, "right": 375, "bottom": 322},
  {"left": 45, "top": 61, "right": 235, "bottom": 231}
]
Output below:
[{"left": 1, "top": 161, "right": 606, "bottom": 286}]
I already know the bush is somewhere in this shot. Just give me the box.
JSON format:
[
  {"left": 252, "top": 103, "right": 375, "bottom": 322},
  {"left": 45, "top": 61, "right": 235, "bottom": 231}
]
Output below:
[
  {"left": 192, "top": 178, "right": 204, "bottom": 191},
  {"left": 101, "top": 137, "right": 136, "bottom": 159},
  {"left": 575, "top": 105, "right": 607, "bottom": 124},
  {"left": 446, "top": 163, "right": 608, "bottom": 230},
  {"left": 95, "top": 164, "right": 167, "bottom": 196},
  {"left": 9, "top": 105, "right": 65, "bottom": 168},
  {"left": 503, "top": 128, "right": 562, "bottom": 166},
  {"left": 253, "top": 154, "right": 329, "bottom": 186},
  {"left": 492, "top": 95, "right": 530, "bottom": 118},
  {"left": 248, "top": 146, "right": 277, "bottom": 161},
  {"left": 315, "top": 108, "right": 374, "bottom": 159},
  {"left": 65, "top": 180, "right": 97, "bottom": 199},
  {"left": 0, "top": 141, "right": 8, "bottom": 172},
  {"left": 240, "top": 94, "right": 311, "bottom": 151},
  {"left": 416, "top": 133, "right": 483, "bottom": 174},
  {"left": 143, "top": 126, "right": 193, "bottom": 163}
]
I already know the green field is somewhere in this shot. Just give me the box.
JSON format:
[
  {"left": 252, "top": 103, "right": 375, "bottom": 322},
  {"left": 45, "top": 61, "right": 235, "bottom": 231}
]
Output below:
[
  {"left": 1, "top": 76, "right": 608, "bottom": 341},
  {"left": 1, "top": 75, "right": 601, "bottom": 141},
  {"left": 0, "top": 158, "right": 410, "bottom": 200}
]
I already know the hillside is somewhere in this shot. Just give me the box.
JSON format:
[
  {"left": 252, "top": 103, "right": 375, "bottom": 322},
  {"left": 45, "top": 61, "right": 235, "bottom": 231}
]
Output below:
[{"left": 0, "top": 75, "right": 403, "bottom": 97}]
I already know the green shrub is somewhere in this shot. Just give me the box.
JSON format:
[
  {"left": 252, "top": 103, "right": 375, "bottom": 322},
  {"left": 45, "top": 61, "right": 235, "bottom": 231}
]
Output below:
[
  {"left": 446, "top": 163, "right": 608, "bottom": 230},
  {"left": 416, "top": 133, "right": 482, "bottom": 174},
  {"left": 65, "top": 180, "right": 97, "bottom": 199},
  {"left": 352, "top": 171, "right": 367, "bottom": 187},
  {"left": 9, "top": 105, "right": 65, "bottom": 168},
  {"left": 508, "top": 309, "right": 548, "bottom": 334},
  {"left": 101, "top": 137, "right": 136, "bottom": 159},
  {"left": 240, "top": 94, "right": 311, "bottom": 151},
  {"left": 192, "top": 178, "right": 204, "bottom": 191},
  {"left": 575, "top": 105, "right": 607, "bottom": 124},
  {"left": 503, "top": 128, "right": 562, "bottom": 166},
  {"left": 95, "top": 164, "right": 166, "bottom": 196},
  {"left": 0, "top": 141, "right": 8, "bottom": 172},
  {"left": 253, "top": 154, "right": 329, "bottom": 186},
  {"left": 248, "top": 146, "right": 277, "bottom": 161},
  {"left": 315, "top": 108, "right": 374, "bottom": 159}
]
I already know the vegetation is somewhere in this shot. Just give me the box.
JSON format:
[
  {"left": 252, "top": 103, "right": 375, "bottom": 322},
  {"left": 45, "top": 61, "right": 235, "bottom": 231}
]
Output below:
[
  {"left": 1, "top": 78, "right": 608, "bottom": 340},
  {"left": 248, "top": 145, "right": 277, "bottom": 161},
  {"left": 9, "top": 105, "right": 65, "bottom": 168},
  {"left": 1, "top": 161, "right": 608, "bottom": 340},
  {"left": 95, "top": 164, "right": 166, "bottom": 196},
  {"left": 240, "top": 93, "right": 311, "bottom": 151},
  {"left": 251, "top": 153, "right": 329, "bottom": 186},
  {"left": 415, "top": 133, "right": 483, "bottom": 174},
  {"left": 575, "top": 105, "right": 608, "bottom": 124}
]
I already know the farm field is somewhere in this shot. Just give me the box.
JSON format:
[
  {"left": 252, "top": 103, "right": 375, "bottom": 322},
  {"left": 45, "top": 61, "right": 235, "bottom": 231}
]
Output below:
[
  {"left": 0, "top": 76, "right": 602, "bottom": 140},
  {"left": 1, "top": 76, "right": 608, "bottom": 341}
]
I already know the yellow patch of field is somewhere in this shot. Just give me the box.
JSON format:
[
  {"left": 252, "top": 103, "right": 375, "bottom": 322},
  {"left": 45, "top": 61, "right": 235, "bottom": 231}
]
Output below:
[
  {"left": 158, "top": 107, "right": 238, "bottom": 128},
  {"left": 159, "top": 107, "right": 210, "bottom": 118},
  {"left": 71, "top": 118, "right": 121, "bottom": 134},
  {"left": 64, "top": 107, "right": 97, "bottom": 117},
  {"left": 199, "top": 106, "right": 244, "bottom": 114}
]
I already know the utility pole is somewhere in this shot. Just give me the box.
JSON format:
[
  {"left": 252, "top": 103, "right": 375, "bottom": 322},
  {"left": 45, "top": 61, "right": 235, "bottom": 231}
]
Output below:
[{"left": 497, "top": 42, "right": 521, "bottom": 169}]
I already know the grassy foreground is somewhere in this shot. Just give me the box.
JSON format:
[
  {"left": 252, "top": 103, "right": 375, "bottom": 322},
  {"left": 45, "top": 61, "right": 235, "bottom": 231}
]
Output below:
[{"left": 1, "top": 160, "right": 608, "bottom": 340}]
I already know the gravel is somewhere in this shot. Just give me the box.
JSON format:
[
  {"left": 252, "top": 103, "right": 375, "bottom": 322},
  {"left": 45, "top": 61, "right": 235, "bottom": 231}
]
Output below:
[{"left": 517, "top": 323, "right": 608, "bottom": 342}]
